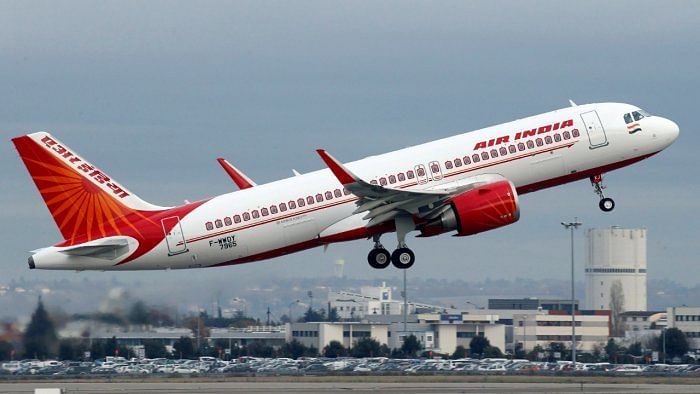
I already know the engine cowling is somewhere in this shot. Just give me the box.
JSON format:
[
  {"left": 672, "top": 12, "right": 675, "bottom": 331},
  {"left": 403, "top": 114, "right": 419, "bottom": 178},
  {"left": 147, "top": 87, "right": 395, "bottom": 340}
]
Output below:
[{"left": 419, "top": 180, "right": 520, "bottom": 237}]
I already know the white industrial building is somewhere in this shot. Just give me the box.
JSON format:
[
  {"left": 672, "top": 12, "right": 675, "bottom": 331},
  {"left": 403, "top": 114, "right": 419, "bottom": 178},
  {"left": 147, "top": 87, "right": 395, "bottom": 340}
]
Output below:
[
  {"left": 667, "top": 307, "right": 700, "bottom": 350},
  {"left": 585, "top": 227, "right": 647, "bottom": 311},
  {"left": 328, "top": 282, "right": 442, "bottom": 319},
  {"left": 513, "top": 311, "right": 611, "bottom": 352}
]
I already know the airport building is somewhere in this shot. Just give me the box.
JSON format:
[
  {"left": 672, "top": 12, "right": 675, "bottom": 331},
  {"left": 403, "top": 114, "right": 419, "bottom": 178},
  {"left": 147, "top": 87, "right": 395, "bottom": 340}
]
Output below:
[
  {"left": 512, "top": 310, "right": 611, "bottom": 352},
  {"left": 585, "top": 227, "right": 647, "bottom": 311},
  {"left": 286, "top": 322, "right": 389, "bottom": 350},
  {"left": 488, "top": 298, "right": 579, "bottom": 314},
  {"left": 667, "top": 306, "right": 700, "bottom": 350}
]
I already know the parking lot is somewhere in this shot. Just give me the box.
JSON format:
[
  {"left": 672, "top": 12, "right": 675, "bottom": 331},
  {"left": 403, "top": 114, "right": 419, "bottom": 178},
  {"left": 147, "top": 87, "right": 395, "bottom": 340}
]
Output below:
[{"left": 2, "top": 356, "right": 700, "bottom": 378}]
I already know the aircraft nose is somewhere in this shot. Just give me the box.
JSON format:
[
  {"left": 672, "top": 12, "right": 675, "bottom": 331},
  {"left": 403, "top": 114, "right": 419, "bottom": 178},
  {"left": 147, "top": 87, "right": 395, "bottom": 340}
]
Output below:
[{"left": 659, "top": 117, "right": 680, "bottom": 145}]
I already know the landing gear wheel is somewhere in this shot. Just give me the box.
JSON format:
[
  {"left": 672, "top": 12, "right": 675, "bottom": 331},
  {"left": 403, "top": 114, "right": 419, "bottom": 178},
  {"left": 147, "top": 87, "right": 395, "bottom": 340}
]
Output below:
[
  {"left": 599, "top": 198, "right": 615, "bottom": 212},
  {"left": 391, "top": 248, "right": 415, "bottom": 269},
  {"left": 368, "top": 248, "right": 391, "bottom": 269}
]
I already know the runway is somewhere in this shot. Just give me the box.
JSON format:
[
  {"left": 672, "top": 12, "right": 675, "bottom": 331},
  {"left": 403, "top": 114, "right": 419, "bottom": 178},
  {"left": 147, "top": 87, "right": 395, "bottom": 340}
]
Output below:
[{"left": 1, "top": 382, "right": 700, "bottom": 394}]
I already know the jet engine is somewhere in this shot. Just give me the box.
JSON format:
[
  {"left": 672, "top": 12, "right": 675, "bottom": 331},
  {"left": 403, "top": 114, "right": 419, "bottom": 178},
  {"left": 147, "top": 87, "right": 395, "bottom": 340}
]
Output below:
[{"left": 419, "top": 180, "right": 520, "bottom": 237}]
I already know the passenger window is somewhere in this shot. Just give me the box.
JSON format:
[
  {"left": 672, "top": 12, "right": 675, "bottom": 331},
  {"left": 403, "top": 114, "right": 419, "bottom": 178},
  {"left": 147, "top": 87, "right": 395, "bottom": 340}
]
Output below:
[
  {"left": 224, "top": 217, "right": 232, "bottom": 226},
  {"left": 380, "top": 177, "right": 387, "bottom": 186},
  {"left": 518, "top": 142, "right": 525, "bottom": 151},
  {"left": 500, "top": 147, "right": 507, "bottom": 156},
  {"left": 325, "top": 191, "right": 333, "bottom": 200},
  {"left": 563, "top": 131, "right": 571, "bottom": 140},
  {"left": 417, "top": 167, "right": 425, "bottom": 177},
  {"left": 454, "top": 158, "right": 462, "bottom": 167},
  {"left": 536, "top": 138, "right": 543, "bottom": 147},
  {"left": 252, "top": 210, "right": 260, "bottom": 219},
  {"left": 297, "top": 198, "right": 305, "bottom": 207},
  {"left": 243, "top": 212, "right": 251, "bottom": 221},
  {"left": 370, "top": 180, "right": 378, "bottom": 185},
  {"left": 508, "top": 145, "right": 516, "bottom": 154},
  {"left": 343, "top": 188, "right": 351, "bottom": 195},
  {"left": 279, "top": 203, "right": 287, "bottom": 212},
  {"left": 389, "top": 175, "right": 396, "bottom": 184},
  {"left": 527, "top": 140, "right": 535, "bottom": 149},
  {"left": 445, "top": 161, "right": 453, "bottom": 169},
  {"left": 234, "top": 215, "right": 242, "bottom": 223},
  {"left": 270, "top": 206, "right": 278, "bottom": 214},
  {"left": 481, "top": 152, "right": 489, "bottom": 160},
  {"left": 490, "top": 149, "right": 498, "bottom": 158},
  {"left": 572, "top": 129, "right": 580, "bottom": 137},
  {"left": 472, "top": 154, "right": 480, "bottom": 163},
  {"left": 554, "top": 134, "right": 562, "bottom": 142},
  {"left": 463, "top": 156, "right": 471, "bottom": 165},
  {"left": 398, "top": 173, "right": 406, "bottom": 181},
  {"left": 288, "top": 201, "right": 296, "bottom": 209},
  {"left": 624, "top": 113, "right": 633, "bottom": 124},
  {"left": 261, "top": 208, "right": 269, "bottom": 216},
  {"left": 206, "top": 221, "right": 214, "bottom": 231},
  {"left": 545, "top": 136, "right": 553, "bottom": 144},
  {"left": 306, "top": 196, "right": 314, "bottom": 205},
  {"left": 215, "top": 219, "right": 223, "bottom": 228},
  {"left": 407, "top": 170, "right": 415, "bottom": 179},
  {"left": 334, "top": 189, "right": 342, "bottom": 198},
  {"left": 431, "top": 163, "right": 440, "bottom": 173},
  {"left": 316, "top": 194, "right": 323, "bottom": 202}
]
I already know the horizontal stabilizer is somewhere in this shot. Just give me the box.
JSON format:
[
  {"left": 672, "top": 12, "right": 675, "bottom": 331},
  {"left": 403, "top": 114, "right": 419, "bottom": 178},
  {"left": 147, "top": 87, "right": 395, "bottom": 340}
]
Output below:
[{"left": 59, "top": 238, "right": 131, "bottom": 260}]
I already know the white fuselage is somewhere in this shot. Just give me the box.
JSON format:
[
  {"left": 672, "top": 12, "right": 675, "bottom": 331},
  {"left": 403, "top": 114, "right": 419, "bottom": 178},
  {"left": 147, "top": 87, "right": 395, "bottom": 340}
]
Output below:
[{"left": 31, "top": 102, "right": 679, "bottom": 270}]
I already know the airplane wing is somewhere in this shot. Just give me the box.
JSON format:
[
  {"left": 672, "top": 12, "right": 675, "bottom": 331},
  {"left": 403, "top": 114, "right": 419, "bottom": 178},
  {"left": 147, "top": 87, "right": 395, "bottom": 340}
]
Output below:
[
  {"left": 217, "top": 158, "right": 257, "bottom": 190},
  {"left": 316, "top": 149, "right": 506, "bottom": 228}
]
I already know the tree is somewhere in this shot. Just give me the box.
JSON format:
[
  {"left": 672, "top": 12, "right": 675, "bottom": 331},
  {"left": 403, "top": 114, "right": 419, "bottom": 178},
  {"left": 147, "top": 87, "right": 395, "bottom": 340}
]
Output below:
[
  {"left": 513, "top": 342, "right": 526, "bottom": 359},
  {"left": 58, "top": 339, "right": 87, "bottom": 360},
  {"left": 605, "top": 338, "right": 619, "bottom": 362},
  {"left": 659, "top": 328, "right": 689, "bottom": 360},
  {"left": 0, "top": 340, "right": 15, "bottom": 361},
  {"left": 609, "top": 280, "right": 626, "bottom": 337},
  {"left": 23, "top": 297, "right": 58, "bottom": 359},
  {"left": 351, "top": 338, "right": 381, "bottom": 358},
  {"left": 528, "top": 344, "right": 545, "bottom": 361},
  {"left": 547, "top": 342, "right": 567, "bottom": 361},
  {"left": 173, "top": 336, "right": 195, "bottom": 359},
  {"left": 401, "top": 335, "right": 422, "bottom": 358},
  {"left": 627, "top": 342, "right": 642, "bottom": 357},
  {"left": 484, "top": 346, "right": 503, "bottom": 358},
  {"left": 469, "top": 336, "right": 490, "bottom": 357},
  {"left": 302, "top": 307, "right": 326, "bottom": 322},
  {"left": 279, "top": 339, "right": 310, "bottom": 359},
  {"left": 451, "top": 345, "right": 467, "bottom": 359},
  {"left": 323, "top": 340, "right": 346, "bottom": 358},
  {"left": 245, "top": 342, "right": 274, "bottom": 357},
  {"left": 327, "top": 307, "right": 339, "bottom": 322},
  {"left": 143, "top": 339, "right": 168, "bottom": 358}
]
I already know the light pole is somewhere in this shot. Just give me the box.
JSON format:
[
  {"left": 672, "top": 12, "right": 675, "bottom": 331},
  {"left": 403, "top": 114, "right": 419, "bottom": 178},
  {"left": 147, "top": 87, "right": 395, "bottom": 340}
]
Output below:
[
  {"left": 662, "top": 327, "right": 667, "bottom": 364},
  {"left": 465, "top": 301, "right": 480, "bottom": 310},
  {"left": 561, "top": 218, "right": 582, "bottom": 366}
]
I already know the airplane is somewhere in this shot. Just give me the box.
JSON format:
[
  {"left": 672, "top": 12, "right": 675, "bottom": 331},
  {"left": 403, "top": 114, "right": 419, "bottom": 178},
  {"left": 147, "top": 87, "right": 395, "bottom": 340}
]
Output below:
[{"left": 11, "top": 102, "right": 678, "bottom": 271}]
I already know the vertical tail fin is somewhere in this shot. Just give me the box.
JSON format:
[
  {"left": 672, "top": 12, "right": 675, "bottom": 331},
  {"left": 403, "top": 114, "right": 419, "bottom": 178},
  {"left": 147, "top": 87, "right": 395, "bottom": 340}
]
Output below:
[{"left": 12, "top": 132, "right": 168, "bottom": 243}]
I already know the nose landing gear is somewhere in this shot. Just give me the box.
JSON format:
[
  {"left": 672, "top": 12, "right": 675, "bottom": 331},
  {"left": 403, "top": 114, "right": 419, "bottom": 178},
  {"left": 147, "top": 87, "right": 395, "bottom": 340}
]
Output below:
[{"left": 591, "top": 174, "right": 615, "bottom": 212}]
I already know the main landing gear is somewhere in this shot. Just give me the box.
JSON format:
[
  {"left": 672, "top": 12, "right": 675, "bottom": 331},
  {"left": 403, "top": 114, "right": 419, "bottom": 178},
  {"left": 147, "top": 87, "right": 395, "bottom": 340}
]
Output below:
[
  {"left": 367, "top": 216, "right": 416, "bottom": 270},
  {"left": 591, "top": 174, "right": 615, "bottom": 212}
]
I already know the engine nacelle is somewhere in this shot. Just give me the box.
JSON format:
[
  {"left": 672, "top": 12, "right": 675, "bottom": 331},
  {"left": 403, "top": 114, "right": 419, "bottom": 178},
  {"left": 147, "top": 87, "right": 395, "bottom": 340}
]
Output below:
[{"left": 419, "top": 180, "right": 520, "bottom": 237}]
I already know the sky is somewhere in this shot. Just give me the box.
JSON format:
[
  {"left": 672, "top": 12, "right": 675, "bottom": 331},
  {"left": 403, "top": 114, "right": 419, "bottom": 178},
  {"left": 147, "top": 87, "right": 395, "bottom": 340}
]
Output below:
[{"left": 1, "top": 1, "right": 699, "bottom": 291}]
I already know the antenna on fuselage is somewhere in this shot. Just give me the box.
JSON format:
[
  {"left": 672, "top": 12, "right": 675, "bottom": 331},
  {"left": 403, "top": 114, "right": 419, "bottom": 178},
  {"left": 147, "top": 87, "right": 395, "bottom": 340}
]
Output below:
[{"left": 569, "top": 99, "right": 578, "bottom": 107}]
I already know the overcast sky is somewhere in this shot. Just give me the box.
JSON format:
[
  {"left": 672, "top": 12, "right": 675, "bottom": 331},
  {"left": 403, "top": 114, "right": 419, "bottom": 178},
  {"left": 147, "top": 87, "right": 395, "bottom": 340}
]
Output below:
[{"left": 1, "top": 1, "right": 698, "bottom": 289}]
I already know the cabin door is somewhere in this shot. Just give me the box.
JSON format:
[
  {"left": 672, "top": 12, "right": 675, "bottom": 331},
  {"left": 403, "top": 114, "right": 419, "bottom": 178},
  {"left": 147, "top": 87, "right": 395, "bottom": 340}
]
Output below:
[
  {"left": 580, "top": 110, "right": 609, "bottom": 148},
  {"left": 162, "top": 216, "right": 188, "bottom": 256}
]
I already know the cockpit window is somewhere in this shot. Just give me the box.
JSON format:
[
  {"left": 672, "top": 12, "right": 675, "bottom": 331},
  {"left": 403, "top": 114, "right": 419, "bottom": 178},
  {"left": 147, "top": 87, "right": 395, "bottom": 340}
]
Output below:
[{"left": 624, "top": 109, "right": 651, "bottom": 124}]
